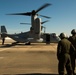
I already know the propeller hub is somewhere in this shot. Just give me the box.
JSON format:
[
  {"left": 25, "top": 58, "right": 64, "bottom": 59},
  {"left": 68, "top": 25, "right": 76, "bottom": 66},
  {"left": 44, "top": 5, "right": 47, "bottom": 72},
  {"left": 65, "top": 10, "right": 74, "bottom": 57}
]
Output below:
[{"left": 32, "top": 10, "right": 36, "bottom": 15}]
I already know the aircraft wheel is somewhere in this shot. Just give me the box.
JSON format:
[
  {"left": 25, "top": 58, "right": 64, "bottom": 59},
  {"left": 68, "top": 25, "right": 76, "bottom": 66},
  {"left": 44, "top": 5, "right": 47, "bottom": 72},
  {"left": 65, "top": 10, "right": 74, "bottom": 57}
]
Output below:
[{"left": 25, "top": 42, "right": 31, "bottom": 45}]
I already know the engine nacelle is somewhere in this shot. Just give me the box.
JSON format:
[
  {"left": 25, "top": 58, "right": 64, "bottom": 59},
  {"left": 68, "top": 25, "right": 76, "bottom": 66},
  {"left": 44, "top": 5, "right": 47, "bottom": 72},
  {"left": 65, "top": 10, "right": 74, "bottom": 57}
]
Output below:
[{"left": 34, "top": 18, "right": 41, "bottom": 39}]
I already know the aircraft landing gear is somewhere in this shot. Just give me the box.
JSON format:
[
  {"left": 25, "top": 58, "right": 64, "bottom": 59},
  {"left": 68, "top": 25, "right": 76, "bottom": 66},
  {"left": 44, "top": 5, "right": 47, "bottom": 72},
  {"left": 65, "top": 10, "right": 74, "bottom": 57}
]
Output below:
[
  {"left": 2, "top": 38, "right": 5, "bottom": 45},
  {"left": 25, "top": 41, "right": 31, "bottom": 45}
]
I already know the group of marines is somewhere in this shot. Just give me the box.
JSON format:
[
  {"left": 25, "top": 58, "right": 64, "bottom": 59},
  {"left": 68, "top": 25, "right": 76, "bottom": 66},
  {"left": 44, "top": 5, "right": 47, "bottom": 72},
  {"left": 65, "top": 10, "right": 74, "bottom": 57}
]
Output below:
[{"left": 57, "top": 29, "right": 76, "bottom": 75}]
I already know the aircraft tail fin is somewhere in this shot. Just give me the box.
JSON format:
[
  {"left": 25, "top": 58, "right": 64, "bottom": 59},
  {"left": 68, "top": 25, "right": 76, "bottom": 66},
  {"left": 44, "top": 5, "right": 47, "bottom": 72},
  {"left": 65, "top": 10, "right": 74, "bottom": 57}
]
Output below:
[
  {"left": 0, "top": 26, "right": 7, "bottom": 34},
  {"left": 0, "top": 26, "right": 7, "bottom": 39}
]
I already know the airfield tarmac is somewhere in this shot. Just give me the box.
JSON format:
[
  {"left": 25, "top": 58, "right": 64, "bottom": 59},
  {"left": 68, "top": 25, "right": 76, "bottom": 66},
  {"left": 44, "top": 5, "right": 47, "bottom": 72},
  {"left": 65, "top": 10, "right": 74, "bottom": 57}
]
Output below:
[{"left": 0, "top": 39, "right": 74, "bottom": 75}]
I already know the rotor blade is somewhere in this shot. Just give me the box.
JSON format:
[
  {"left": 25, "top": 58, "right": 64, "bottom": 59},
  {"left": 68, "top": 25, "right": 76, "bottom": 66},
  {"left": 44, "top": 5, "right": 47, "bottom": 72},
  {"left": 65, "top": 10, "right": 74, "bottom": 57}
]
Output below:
[
  {"left": 6, "top": 12, "right": 32, "bottom": 16},
  {"left": 41, "top": 20, "right": 49, "bottom": 24},
  {"left": 20, "top": 23, "right": 31, "bottom": 25},
  {"left": 38, "top": 14, "right": 51, "bottom": 19},
  {"left": 36, "top": 3, "right": 52, "bottom": 13}
]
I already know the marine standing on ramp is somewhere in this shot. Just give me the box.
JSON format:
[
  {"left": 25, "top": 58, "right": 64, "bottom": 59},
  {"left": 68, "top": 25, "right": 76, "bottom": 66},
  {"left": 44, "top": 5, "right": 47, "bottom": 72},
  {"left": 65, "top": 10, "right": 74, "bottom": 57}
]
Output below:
[
  {"left": 57, "top": 33, "right": 75, "bottom": 75},
  {"left": 68, "top": 29, "right": 76, "bottom": 75}
]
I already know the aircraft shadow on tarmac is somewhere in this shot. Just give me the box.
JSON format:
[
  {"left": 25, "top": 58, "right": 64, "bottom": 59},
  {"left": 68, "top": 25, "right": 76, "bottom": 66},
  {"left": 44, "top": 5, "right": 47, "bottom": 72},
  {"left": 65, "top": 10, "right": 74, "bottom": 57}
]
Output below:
[
  {"left": 0, "top": 43, "right": 52, "bottom": 48},
  {"left": 0, "top": 42, "right": 31, "bottom": 48},
  {"left": 3, "top": 73, "right": 59, "bottom": 75},
  {"left": 0, "top": 44, "right": 17, "bottom": 48},
  {"left": 3, "top": 74, "right": 76, "bottom": 75},
  {"left": 17, "top": 74, "right": 58, "bottom": 75}
]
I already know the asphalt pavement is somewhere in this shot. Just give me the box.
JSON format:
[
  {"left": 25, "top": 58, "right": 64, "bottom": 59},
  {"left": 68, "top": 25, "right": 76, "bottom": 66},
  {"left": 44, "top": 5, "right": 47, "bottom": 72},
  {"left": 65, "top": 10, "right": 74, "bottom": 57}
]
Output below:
[{"left": 0, "top": 41, "right": 74, "bottom": 75}]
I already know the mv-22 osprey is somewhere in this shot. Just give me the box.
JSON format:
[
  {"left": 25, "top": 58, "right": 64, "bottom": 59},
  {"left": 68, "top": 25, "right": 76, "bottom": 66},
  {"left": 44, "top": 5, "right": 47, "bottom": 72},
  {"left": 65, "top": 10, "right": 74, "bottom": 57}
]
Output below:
[{"left": 0, "top": 3, "right": 60, "bottom": 45}]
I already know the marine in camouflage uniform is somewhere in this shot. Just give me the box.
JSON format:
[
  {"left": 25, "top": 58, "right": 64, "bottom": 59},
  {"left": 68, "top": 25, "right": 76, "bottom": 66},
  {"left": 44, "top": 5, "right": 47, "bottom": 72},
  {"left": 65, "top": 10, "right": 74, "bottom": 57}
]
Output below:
[
  {"left": 57, "top": 33, "right": 75, "bottom": 75},
  {"left": 68, "top": 29, "right": 76, "bottom": 75}
]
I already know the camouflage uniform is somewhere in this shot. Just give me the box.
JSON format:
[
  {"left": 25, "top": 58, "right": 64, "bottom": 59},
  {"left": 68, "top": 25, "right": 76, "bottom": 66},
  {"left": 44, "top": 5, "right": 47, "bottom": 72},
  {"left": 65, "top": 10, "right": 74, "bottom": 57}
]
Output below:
[
  {"left": 68, "top": 34, "right": 76, "bottom": 75},
  {"left": 57, "top": 33, "right": 74, "bottom": 75}
]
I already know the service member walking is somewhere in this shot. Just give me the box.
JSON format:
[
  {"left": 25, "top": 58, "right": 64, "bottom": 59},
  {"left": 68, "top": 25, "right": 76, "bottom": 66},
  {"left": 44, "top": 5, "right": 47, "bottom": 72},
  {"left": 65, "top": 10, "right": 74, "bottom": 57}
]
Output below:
[
  {"left": 68, "top": 29, "right": 76, "bottom": 75},
  {"left": 57, "top": 33, "right": 75, "bottom": 75}
]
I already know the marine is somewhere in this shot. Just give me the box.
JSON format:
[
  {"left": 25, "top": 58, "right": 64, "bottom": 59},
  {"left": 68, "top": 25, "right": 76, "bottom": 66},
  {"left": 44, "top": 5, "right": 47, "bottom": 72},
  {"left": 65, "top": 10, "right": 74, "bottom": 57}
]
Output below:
[
  {"left": 57, "top": 33, "right": 75, "bottom": 75},
  {"left": 68, "top": 29, "right": 76, "bottom": 75}
]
